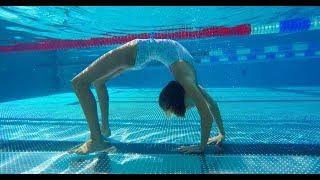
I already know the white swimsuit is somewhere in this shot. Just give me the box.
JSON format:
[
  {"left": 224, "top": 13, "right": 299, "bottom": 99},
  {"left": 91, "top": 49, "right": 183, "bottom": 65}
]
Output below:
[{"left": 129, "top": 39, "right": 195, "bottom": 70}]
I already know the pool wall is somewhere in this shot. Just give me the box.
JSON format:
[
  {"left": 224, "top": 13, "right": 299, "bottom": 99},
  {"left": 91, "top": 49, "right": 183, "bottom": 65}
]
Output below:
[{"left": 1, "top": 50, "right": 320, "bottom": 102}]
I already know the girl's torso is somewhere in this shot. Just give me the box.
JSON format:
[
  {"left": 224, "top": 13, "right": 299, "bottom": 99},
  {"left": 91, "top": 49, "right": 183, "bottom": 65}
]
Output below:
[{"left": 132, "top": 39, "right": 195, "bottom": 70}]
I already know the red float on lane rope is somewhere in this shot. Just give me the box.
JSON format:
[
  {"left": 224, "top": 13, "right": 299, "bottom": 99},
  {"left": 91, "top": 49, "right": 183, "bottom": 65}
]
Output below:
[{"left": 0, "top": 24, "right": 251, "bottom": 52}]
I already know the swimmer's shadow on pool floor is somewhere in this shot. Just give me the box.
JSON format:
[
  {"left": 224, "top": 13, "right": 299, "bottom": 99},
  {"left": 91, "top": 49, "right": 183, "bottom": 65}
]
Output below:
[{"left": 1, "top": 139, "right": 319, "bottom": 155}]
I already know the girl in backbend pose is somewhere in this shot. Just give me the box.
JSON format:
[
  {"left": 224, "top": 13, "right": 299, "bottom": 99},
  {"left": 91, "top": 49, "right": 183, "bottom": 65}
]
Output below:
[{"left": 70, "top": 38, "right": 225, "bottom": 154}]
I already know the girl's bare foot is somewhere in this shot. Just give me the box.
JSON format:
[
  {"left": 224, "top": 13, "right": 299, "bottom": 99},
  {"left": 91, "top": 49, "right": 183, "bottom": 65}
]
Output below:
[{"left": 69, "top": 139, "right": 112, "bottom": 155}]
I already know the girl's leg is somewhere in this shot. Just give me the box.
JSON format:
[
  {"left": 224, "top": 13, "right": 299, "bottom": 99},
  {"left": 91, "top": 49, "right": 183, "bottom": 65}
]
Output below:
[
  {"left": 70, "top": 44, "right": 135, "bottom": 154},
  {"left": 93, "top": 68, "right": 126, "bottom": 137}
]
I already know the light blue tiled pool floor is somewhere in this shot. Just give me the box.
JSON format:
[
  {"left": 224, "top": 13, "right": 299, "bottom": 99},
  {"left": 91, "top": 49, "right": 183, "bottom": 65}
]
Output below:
[{"left": 0, "top": 87, "right": 320, "bottom": 174}]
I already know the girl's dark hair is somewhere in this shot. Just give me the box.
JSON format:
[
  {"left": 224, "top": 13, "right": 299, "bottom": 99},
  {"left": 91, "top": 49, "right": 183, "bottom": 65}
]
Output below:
[{"left": 159, "top": 81, "right": 186, "bottom": 117}]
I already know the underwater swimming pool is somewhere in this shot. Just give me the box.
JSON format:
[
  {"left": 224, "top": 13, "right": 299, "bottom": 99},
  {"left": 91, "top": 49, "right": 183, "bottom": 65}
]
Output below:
[{"left": 0, "top": 6, "right": 320, "bottom": 174}]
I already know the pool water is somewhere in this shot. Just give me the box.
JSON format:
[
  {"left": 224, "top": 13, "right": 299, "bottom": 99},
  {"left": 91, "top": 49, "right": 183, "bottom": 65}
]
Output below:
[
  {"left": 0, "top": 87, "right": 319, "bottom": 174},
  {"left": 1, "top": 6, "right": 320, "bottom": 174}
]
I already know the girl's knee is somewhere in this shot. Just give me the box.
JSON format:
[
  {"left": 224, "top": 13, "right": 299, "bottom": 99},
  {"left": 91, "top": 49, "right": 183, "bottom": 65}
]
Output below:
[
  {"left": 92, "top": 81, "right": 105, "bottom": 88},
  {"left": 71, "top": 76, "right": 89, "bottom": 90}
]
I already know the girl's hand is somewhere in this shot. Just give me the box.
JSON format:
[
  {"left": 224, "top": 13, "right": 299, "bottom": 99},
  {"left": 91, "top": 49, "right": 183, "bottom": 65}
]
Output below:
[
  {"left": 207, "top": 133, "right": 225, "bottom": 146},
  {"left": 177, "top": 145, "right": 205, "bottom": 154}
]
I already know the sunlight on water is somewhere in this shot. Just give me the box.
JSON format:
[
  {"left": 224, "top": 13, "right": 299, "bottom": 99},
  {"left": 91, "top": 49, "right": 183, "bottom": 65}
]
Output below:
[{"left": 1, "top": 6, "right": 320, "bottom": 174}]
